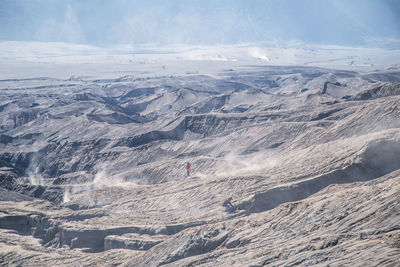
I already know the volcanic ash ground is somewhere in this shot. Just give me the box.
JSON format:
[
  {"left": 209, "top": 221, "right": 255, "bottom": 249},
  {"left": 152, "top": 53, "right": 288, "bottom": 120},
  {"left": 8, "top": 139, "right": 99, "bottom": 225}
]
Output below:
[{"left": 0, "top": 43, "right": 400, "bottom": 266}]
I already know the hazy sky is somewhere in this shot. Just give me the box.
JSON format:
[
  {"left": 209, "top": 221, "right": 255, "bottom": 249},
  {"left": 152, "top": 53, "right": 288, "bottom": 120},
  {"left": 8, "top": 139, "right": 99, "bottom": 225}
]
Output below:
[{"left": 1, "top": 0, "right": 399, "bottom": 47}]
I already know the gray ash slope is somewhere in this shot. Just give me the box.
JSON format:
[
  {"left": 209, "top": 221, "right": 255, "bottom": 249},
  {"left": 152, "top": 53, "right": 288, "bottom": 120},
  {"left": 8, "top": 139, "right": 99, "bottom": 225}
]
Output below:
[{"left": 1, "top": 65, "right": 400, "bottom": 266}]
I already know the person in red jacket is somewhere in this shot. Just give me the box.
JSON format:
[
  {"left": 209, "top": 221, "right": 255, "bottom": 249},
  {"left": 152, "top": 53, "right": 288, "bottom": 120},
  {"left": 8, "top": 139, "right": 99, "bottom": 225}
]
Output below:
[
  {"left": 186, "top": 162, "right": 192, "bottom": 177},
  {"left": 222, "top": 197, "right": 234, "bottom": 212}
]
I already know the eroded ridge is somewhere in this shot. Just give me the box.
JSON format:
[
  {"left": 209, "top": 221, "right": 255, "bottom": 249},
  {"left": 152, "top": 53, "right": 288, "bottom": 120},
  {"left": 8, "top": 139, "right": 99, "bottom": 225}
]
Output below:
[{"left": 1, "top": 63, "right": 400, "bottom": 266}]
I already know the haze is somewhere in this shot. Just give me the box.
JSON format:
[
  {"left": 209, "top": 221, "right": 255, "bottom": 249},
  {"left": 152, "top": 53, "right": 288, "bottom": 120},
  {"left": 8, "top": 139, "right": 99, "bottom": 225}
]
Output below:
[{"left": 1, "top": 0, "right": 400, "bottom": 47}]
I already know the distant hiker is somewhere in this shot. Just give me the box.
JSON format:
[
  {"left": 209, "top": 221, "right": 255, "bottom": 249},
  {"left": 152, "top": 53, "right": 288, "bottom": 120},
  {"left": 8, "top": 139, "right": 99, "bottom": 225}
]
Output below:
[
  {"left": 93, "top": 191, "right": 98, "bottom": 207},
  {"left": 222, "top": 197, "right": 234, "bottom": 212},
  {"left": 186, "top": 162, "right": 192, "bottom": 177}
]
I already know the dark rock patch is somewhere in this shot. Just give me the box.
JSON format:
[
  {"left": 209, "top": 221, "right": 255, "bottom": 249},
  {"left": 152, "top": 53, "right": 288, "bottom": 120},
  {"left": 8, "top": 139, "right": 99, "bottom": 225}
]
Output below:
[
  {"left": 0, "top": 170, "right": 64, "bottom": 204},
  {"left": 0, "top": 135, "right": 13, "bottom": 145},
  {"left": 350, "top": 81, "right": 400, "bottom": 101},
  {"left": 322, "top": 81, "right": 342, "bottom": 94},
  {"left": 311, "top": 108, "right": 343, "bottom": 121},
  {"left": 114, "top": 127, "right": 184, "bottom": 148}
]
